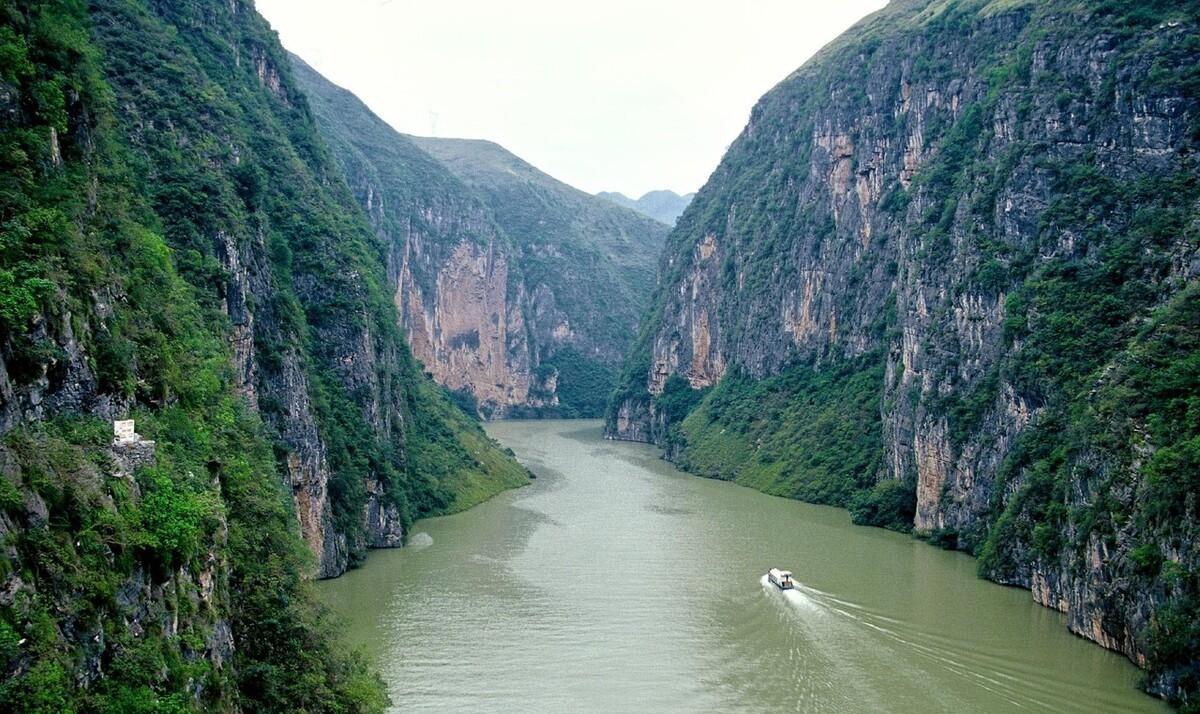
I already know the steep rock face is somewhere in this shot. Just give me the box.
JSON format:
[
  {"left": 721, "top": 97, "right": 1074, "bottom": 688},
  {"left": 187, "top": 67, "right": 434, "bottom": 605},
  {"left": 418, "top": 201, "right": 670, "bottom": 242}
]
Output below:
[
  {"left": 84, "top": 0, "right": 375, "bottom": 577},
  {"left": 392, "top": 220, "right": 537, "bottom": 413},
  {"left": 222, "top": 214, "right": 351, "bottom": 574},
  {"left": 410, "top": 136, "right": 671, "bottom": 417},
  {"left": 0, "top": 0, "right": 529, "bottom": 705},
  {"left": 78, "top": 1, "right": 527, "bottom": 579},
  {"left": 289, "top": 57, "right": 539, "bottom": 417},
  {"left": 609, "top": 0, "right": 1199, "bottom": 703},
  {"left": 291, "top": 57, "right": 668, "bottom": 418},
  {"left": 410, "top": 136, "right": 670, "bottom": 363},
  {"left": 0, "top": 0, "right": 531, "bottom": 707}
]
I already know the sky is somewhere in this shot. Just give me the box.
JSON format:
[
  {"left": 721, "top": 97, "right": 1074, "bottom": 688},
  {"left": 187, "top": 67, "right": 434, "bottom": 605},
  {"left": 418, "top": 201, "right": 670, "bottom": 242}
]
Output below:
[{"left": 256, "top": 0, "right": 888, "bottom": 198}]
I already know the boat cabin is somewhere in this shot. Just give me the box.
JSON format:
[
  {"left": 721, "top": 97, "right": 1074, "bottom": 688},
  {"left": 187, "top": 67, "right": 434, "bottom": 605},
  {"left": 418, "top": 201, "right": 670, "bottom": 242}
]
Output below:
[{"left": 768, "top": 568, "right": 795, "bottom": 590}]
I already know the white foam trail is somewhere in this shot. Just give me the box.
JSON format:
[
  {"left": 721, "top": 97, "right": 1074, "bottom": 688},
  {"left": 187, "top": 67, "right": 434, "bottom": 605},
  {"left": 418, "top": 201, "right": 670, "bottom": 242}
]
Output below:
[
  {"left": 407, "top": 532, "right": 434, "bottom": 550},
  {"left": 764, "top": 576, "right": 1054, "bottom": 711},
  {"left": 761, "top": 574, "right": 821, "bottom": 613}
]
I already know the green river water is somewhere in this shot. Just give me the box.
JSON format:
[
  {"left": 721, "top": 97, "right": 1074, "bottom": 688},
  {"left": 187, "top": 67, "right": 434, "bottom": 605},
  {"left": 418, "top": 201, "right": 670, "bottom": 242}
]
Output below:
[{"left": 318, "top": 420, "right": 1169, "bottom": 713}]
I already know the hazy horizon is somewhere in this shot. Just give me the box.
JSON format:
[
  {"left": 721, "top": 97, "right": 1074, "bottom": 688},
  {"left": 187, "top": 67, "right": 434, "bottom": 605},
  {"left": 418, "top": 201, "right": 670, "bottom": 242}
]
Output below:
[{"left": 256, "top": 0, "right": 887, "bottom": 197}]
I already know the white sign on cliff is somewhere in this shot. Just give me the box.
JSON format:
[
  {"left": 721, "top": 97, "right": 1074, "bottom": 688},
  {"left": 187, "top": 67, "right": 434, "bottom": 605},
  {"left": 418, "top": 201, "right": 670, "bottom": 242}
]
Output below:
[{"left": 113, "top": 420, "right": 138, "bottom": 444}]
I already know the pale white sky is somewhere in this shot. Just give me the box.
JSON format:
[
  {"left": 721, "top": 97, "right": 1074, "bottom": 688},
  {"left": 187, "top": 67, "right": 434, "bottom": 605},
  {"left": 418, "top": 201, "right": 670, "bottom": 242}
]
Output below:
[{"left": 256, "top": 0, "right": 887, "bottom": 197}]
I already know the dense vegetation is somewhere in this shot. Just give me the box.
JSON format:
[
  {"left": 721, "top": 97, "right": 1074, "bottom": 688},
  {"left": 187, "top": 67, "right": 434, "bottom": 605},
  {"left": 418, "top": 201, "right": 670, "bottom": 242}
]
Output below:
[
  {"left": 1, "top": 411, "right": 389, "bottom": 713},
  {"left": 668, "top": 358, "right": 910, "bottom": 531},
  {"left": 0, "top": 0, "right": 388, "bottom": 707},
  {"left": 980, "top": 283, "right": 1200, "bottom": 705},
  {"left": 609, "top": 0, "right": 1200, "bottom": 706},
  {"left": 88, "top": 0, "right": 525, "bottom": 553},
  {"left": 0, "top": 0, "right": 526, "bottom": 709},
  {"left": 538, "top": 347, "right": 619, "bottom": 419}
]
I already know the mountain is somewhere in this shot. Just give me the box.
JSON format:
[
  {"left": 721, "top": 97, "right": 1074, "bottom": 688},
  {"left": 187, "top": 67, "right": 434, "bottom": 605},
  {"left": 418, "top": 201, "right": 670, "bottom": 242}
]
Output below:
[
  {"left": 597, "top": 189, "right": 696, "bottom": 225},
  {"left": 291, "top": 57, "right": 669, "bottom": 419},
  {"left": 407, "top": 136, "right": 671, "bottom": 415},
  {"left": 606, "top": 0, "right": 1200, "bottom": 706},
  {"left": 0, "top": 0, "right": 528, "bottom": 709}
]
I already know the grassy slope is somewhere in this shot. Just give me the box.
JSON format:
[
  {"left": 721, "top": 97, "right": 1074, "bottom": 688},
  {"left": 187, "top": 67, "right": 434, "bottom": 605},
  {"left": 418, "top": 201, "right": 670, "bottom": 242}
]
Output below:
[
  {"left": 668, "top": 358, "right": 907, "bottom": 529},
  {"left": 405, "top": 378, "right": 530, "bottom": 516}
]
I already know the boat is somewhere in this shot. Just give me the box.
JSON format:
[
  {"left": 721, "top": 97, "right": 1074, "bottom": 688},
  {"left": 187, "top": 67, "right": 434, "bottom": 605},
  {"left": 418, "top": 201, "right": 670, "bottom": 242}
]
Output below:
[{"left": 767, "top": 568, "right": 796, "bottom": 590}]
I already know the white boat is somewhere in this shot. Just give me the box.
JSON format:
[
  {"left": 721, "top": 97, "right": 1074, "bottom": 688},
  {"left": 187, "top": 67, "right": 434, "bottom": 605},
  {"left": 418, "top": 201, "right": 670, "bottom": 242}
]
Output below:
[{"left": 767, "top": 568, "right": 796, "bottom": 590}]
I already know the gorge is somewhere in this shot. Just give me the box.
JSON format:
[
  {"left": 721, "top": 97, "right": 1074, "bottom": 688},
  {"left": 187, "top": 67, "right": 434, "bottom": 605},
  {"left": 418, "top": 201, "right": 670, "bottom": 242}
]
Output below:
[{"left": 0, "top": 0, "right": 1196, "bottom": 712}]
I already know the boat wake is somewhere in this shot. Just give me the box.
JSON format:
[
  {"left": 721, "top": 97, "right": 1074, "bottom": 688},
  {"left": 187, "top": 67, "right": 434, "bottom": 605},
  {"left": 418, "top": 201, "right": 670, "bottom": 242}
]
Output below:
[
  {"left": 759, "top": 574, "right": 821, "bottom": 613},
  {"left": 407, "top": 532, "right": 434, "bottom": 550},
  {"left": 758, "top": 575, "right": 1115, "bottom": 712}
]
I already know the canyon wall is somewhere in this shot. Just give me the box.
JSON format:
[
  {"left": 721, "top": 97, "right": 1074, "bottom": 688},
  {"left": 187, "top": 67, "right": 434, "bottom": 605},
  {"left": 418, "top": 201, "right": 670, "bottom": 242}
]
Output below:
[
  {"left": 608, "top": 0, "right": 1199, "bottom": 704},
  {"left": 0, "top": 0, "right": 526, "bottom": 707},
  {"left": 292, "top": 59, "right": 669, "bottom": 418}
]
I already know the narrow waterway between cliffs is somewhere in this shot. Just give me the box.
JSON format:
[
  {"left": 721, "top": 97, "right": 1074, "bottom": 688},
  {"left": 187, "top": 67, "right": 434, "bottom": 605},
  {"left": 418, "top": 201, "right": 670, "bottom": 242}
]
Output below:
[{"left": 318, "top": 420, "right": 1168, "bottom": 713}]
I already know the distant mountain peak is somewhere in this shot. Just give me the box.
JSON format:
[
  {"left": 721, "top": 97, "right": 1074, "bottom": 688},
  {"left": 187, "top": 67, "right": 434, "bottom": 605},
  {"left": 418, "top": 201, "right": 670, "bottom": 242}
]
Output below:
[{"left": 597, "top": 189, "right": 696, "bottom": 225}]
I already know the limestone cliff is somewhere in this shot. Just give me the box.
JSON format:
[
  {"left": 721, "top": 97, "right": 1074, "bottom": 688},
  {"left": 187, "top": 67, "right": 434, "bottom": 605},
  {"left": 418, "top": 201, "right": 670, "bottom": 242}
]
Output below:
[
  {"left": 608, "top": 0, "right": 1200, "bottom": 705},
  {"left": 291, "top": 58, "right": 669, "bottom": 418}
]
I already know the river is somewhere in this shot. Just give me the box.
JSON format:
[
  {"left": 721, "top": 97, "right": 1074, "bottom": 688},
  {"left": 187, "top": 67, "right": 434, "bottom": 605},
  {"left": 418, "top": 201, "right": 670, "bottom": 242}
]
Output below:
[{"left": 318, "top": 420, "right": 1169, "bottom": 713}]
